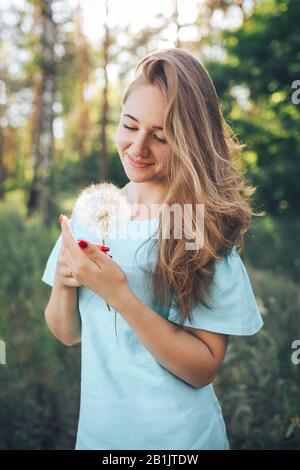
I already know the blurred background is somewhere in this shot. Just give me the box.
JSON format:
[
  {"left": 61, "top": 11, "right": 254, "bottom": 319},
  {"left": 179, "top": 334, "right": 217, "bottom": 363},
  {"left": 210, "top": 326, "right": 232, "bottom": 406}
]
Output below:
[{"left": 0, "top": 0, "right": 299, "bottom": 450}]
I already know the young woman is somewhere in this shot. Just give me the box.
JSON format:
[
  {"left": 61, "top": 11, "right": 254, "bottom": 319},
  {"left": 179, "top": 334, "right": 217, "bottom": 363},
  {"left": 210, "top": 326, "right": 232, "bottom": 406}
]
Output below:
[{"left": 42, "top": 48, "right": 264, "bottom": 450}]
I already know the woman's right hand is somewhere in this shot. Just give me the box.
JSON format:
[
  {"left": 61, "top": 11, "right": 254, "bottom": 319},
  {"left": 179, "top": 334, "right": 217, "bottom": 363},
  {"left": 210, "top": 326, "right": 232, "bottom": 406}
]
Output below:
[
  {"left": 54, "top": 246, "right": 83, "bottom": 288},
  {"left": 54, "top": 241, "right": 111, "bottom": 288}
]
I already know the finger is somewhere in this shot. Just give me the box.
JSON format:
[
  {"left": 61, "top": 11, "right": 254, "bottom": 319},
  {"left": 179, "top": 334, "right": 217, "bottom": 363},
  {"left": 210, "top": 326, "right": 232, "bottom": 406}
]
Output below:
[
  {"left": 61, "top": 219, "right": 86, "bottom": 270},
  {"left": 60, "top": 215, "right": 79, "bottom": 255},
  {"left": 77, "top": 239, "right": 112, "bottom": 266},
  {"left": 59, "top": 247, "right": 72, "bottom": 270},
  {"left": 95, "top": 244, "right": 110, "bottom": 252},
  {"left": 60, "top": 240, "right": 74, "bottom": 267},
  {"left": 63, "top": 266, "right": 82, "bottom": 285},
  {"left": 64, "top": 276, "right": 82, "bottom": 287},
  {"left": 87, "top": 243, "right": 113, "bottom": 258},
  {"left": 64, "top": 266, "right": 75, "bottom": 278},
  {"left": 91, "top": 243, "right": 112, "bottom": 257},
  {"left": 59, "top": 246, "right": 82, "bottom": 282}
]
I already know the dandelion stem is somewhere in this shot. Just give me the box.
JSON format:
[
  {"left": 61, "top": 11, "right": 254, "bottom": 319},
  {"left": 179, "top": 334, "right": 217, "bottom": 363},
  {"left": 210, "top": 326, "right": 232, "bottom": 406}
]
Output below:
[
  {"left": 114, "top": 309, "right": 118, "bottom": 345},
  {"left": 101, "top": 237, "right": 111, "bottom": 311}
]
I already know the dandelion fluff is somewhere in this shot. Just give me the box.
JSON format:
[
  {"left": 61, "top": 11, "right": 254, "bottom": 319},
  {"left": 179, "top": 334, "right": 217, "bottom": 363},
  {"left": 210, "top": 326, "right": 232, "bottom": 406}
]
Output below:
[
  {"left": 72, "top": 182, "right": 132, "bottom": 243},
  {"left": 71, "top": 182, "right": 132, "bottom": 344}
]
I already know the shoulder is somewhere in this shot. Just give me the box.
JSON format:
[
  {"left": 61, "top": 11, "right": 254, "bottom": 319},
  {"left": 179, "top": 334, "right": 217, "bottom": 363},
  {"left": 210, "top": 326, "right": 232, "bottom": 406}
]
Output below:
[
  {"left": 212, "top": 245, "right": 242, "bottom": 292},
  {"left": 168, "top": 244, "right": 264, "bottom": 336},
  {"left": 211, "top": 245, "right": 256, "bottom": 303},
  {"left": 207, "top": 245, "right": 264, "bottom": 335}
]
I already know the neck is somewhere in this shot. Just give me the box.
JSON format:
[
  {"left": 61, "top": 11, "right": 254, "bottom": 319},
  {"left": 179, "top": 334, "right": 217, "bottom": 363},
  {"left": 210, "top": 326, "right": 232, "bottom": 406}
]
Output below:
[{"left": 122, "top": 182, "right": 168, "bottom": 219}]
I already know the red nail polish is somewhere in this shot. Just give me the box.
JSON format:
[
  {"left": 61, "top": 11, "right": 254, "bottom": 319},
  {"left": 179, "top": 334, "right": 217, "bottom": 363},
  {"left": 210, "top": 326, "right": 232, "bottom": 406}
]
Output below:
[
  {"left": 59, "top": 214, "right": 63, "bottom": 223},
  {"left": 78, "top": 240, "right": 88, "bottom": 249},
  {"left": 100, "top": 246, "right": 110, "bottom": 252}
]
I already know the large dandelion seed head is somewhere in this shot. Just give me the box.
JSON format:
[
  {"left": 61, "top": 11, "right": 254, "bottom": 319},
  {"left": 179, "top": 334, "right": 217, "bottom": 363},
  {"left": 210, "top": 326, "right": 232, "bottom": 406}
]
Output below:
[{"left": 71, "top": 182, "right": 132, "bottom": 241}]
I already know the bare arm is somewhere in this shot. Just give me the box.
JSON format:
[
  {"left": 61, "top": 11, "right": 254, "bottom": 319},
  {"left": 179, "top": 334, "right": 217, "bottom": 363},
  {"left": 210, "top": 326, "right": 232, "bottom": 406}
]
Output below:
[
  {"left": 115, "top": 290, "right": 228, "bottom": 389},
  {"left": 44, "top": 246, "right": 82, "bottom": 347},
  {"left": 44, "top": 280, "right": 81, "bottom": 346}
]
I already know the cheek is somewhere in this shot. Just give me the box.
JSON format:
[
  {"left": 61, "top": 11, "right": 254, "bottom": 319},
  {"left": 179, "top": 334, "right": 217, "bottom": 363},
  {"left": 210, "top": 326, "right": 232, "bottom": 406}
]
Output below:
[
  {"left": 156, "top": 148, "right": 168, "bottom": 164},
  {"left": 116, "top": 129, "right": 129, "bottom": 153},
  {"left": 116, "top": 140, "right": 123, "bottom": 161},
  {"left": 155, "top": 150, "right": 169, "bottom": 172}
]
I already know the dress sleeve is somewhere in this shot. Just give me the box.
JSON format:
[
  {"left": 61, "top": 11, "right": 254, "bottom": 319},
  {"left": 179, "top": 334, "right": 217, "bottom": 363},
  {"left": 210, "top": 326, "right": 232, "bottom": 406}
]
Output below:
[
  {"left": 41, "top": 233, "right": 62, "bottom": 287},
  {"left": 167, "top": 246, "right": 264, "bottom": 336}
]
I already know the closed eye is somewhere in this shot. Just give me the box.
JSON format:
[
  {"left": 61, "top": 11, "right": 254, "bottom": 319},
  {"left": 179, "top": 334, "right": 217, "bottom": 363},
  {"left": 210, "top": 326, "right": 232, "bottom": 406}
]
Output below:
[{"left": 122, "top": 124, "right": 167, "bottom": 144}]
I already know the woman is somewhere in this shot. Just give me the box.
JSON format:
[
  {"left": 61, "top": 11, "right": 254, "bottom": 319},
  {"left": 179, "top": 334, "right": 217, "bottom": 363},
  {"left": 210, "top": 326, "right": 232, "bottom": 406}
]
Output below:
[{"left": 42, "top": 48, "right": 264, "bottom": 450}]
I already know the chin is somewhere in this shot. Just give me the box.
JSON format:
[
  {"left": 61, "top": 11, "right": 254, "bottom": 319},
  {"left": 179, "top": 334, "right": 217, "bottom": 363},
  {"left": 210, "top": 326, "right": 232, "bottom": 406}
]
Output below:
[{"left": 125, "top": 173, "right": 150, "bottom": 183}]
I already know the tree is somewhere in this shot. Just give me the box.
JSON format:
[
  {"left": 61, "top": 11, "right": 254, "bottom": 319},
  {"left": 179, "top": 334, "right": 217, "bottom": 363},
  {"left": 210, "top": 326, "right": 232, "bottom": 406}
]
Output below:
[
  {"left": 27, "top": 0, "right": 57, "bottom": 223},
  {"left": 206, "top": 0, "right": 300, "bottom": 216},
  {"left": 99, "top": 0, "right": 110, "bottom": 181}
]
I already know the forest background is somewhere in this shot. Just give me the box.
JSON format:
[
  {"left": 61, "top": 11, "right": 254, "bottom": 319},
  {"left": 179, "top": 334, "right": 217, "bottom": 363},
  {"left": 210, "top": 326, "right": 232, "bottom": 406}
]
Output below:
[{"left": 0, "top": 0, "right": 299, "bottom": 449}]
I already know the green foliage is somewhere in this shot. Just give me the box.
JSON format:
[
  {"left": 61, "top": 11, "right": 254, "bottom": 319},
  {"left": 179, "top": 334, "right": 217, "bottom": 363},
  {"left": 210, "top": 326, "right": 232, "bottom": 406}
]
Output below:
[
  {"left": 0, "top": 206, "right": 299, "bottom": 449},
  {"left": 216, "top": 264, "right": 300, "bottom": 449},
  {"left": 1, "top": 0, "right": 300, "bottom": 450},
  {"left": 50, "top": 149, "right": 129, "bottom": 204},
  {"left": 0, "top": 204, "right": 80, "bottom": 449},
  {"left": 206, "top": 0, "right": 300, "bottom": 217},
  {"left": 243, "top": 215, "right": 300, "bottom": 283}
]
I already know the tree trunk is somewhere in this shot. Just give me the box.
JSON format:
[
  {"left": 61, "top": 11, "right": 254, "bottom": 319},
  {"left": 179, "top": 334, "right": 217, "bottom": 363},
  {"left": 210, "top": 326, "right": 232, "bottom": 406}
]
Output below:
[
  {"left": 0, "top": 80, "right": 6, "bottom": 201},
  {"left": 99, "top": 0, "right": 110, "bottom": 182},
  {"left": 0, "top": 126, "right": 5, "bottom": 201},
  {"left": 27, "top": 0, "right": 56, "bottom": 224}
]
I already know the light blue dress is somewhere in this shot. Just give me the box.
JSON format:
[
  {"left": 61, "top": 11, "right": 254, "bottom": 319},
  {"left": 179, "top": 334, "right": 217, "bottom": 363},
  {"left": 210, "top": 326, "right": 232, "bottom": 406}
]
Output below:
[{"left": 41, "top": 217, "right": 264, "bottom": 450}]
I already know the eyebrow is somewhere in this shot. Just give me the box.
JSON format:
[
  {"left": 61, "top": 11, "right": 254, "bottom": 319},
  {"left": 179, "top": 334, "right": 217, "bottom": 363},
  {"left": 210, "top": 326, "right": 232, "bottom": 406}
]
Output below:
[{"left": 123, "top": 113, "right": 163, "bottom": 130}]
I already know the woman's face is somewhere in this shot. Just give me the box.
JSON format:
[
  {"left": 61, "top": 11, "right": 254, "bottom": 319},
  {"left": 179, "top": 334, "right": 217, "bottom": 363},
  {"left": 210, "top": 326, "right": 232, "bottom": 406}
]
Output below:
[{"left": 116, "top": 84, "right": 170, "bottom": 183}]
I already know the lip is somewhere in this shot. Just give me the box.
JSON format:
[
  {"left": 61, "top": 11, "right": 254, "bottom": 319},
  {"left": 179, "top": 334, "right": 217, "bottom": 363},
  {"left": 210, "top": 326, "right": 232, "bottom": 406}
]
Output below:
[{"left": 127, "top": 155, "right": 154, "bottom": 169}]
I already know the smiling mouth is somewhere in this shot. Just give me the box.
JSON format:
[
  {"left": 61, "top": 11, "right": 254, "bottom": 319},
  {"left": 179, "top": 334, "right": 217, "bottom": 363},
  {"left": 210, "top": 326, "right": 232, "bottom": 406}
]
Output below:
[{"left": 127, "top": 155, "right": 155, "bottom": 168}]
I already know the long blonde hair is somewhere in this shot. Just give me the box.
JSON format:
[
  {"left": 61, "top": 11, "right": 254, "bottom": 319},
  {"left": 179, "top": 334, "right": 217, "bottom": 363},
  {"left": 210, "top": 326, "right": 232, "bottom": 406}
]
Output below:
[{"left": 122, "top": 48, "right": 264, "bottom": 329}]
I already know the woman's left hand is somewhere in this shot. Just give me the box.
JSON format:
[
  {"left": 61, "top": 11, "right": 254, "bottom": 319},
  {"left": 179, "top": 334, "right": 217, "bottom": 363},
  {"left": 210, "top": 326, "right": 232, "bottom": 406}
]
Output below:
[{"left": 60, "top": 215, "right": 130, "bottom": 311}]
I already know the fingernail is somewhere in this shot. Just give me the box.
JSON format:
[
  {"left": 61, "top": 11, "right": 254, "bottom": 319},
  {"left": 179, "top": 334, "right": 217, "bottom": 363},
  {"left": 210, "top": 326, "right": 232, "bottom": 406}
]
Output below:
[
  {"left": 59, "top": 214, "right": 64, "bottom": 223},
  {"left": 100, "top": 245, "right": 110, "bottom": 252},
  {"left": 78, "top": 240, "right": 88, "bottom": 249}
]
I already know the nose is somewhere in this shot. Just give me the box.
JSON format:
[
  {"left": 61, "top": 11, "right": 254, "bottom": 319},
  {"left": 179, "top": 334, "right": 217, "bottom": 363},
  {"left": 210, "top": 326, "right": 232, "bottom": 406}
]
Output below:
[{"left": 128, "top": 133, "right": 150, "bottom": 159}]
